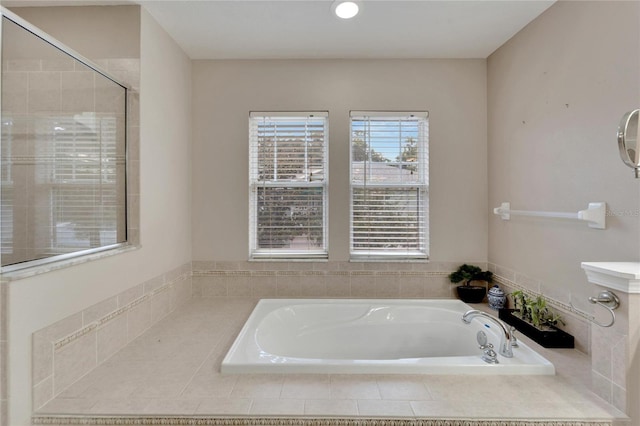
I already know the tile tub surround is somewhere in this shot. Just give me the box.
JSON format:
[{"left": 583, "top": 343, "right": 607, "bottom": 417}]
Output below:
[
  {"left": 33, "top": 298, "right": 626, "bottom": 425},
  {"left": 488, "top": 263, "right": 592, "bottom": 355},
  {"left": 193, "top": 261, "right": 591, "bottom": 353},
  {"left": 31, "top": 262, "right": 191, "bottom": 411},
  {"left": 191, "top": 261, "right": 478, "bottom": 300}
]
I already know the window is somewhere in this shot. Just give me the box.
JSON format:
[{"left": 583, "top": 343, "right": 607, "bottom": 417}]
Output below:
[
  {"left": 0, "top": 15, "right": 127, "bottom": 269},
  {"left": 350, "top": 111, "right": 429, "bottom": 260},
  {"left": 249, "top": 112, "right": 328, "bottom": 259}
]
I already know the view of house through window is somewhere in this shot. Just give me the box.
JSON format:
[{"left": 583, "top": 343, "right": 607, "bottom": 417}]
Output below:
[
  {"left": 350, "top": 111, "right": 429, "bottom": 259},
  {"left": 249, "top": 112, "right": 328, "bottom": 259},
  {"left": 0, "top": 16, "right": 127, "bottom": 268}
]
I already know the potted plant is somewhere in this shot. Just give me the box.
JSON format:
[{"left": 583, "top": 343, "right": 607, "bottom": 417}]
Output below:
[
  {"left": 498, "top": 291, "right": 574, "bottom": 348},
  {"left": 448, "top": 264, "right": 493, "bottom": 303}
]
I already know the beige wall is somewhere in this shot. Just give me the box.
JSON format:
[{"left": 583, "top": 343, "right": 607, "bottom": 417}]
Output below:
[
  {"left": 8, "top": 6, "right": 140, "bottom": 59},
  {"left": 192, "top": 59, "right": 488, "bottom": 263},
  {"left": 488, "top": 2, "right": 640, "bottom": 316},
  {"left": 3, "top": 7, "right": 192, "bottom": 425}
]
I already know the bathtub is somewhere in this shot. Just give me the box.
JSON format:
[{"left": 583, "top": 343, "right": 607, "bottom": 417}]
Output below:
[{"left": 221, "top": 299, "right": 555, "bottom": 375}]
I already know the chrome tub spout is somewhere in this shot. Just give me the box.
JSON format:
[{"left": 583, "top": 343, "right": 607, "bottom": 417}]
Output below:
[{"left": 462, "top": 310, "right": 514, "bottom": 358}]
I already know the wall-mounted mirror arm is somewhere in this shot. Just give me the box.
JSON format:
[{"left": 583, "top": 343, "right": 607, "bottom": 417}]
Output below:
[{"left": 617, "top": 109, "right": 640, "bottom": 178}]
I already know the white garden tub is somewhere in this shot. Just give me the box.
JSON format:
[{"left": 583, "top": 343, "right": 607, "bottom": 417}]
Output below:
[{"left": 221, "top": 299, "right": 555, "bottom": 375}]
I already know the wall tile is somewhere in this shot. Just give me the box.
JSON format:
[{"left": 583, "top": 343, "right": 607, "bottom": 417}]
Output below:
[
  {"left": 612, "top": 338, "right": 627, "bottom": 387},
  {"left": 276, "top": 275, "right": 303, "bottom": 298},
  {"left": 329, "top": 375, "right": 381, "bottom": 399},
  {"left": 195, "top": 398, "right": 251, "bottom": 415},
  {"left": 249, "top": 275, "right": 277, "bottom": 298},
  {"left": 2, "top": 72, "right": 28, "bottom": 114},
  {"left": 83, "top": 297, "right": 118, "bottom": 326},
  {"left": 7, "top": 59, "right": 40, "bottom": 71},
  {"left": 201, "top": 276, "right": 228, "bottom": 297},
  {"left": 304, "top": 399, "right": 358, "bottom": 416},
  {"left": 33, "top": 375, "right": 53, "bottom": 411},
  {"left": 326, "top": 273, "right": 351, "bottom": 298},
  {"left": 142, "top": 275, "right": 164, "bottom": 295},
  {"left": 164, "top": 264, "right": 184, "bottom": 284},
  {"left": 280, "top": 374, "right": 330, "bottom": 399},
  {"left": 28, "top": 72, "right": 61, "bottom": 113},
  {"left": 127, "top": 91, "right": 140, "bottom": 126},
  {"left": 61, "top": 71, "right": 94, "bottom": 112},
  {"left": 226, "top": 275, "right": 251, "bottom": 297},
  {"left": 357, "top": 399, "right": 413, "bottom": 416},
  {"left": 41, "top": 58, "right": 75, "bottom": 72},
  {"left": 95, "top": 74, "right": 126, "bottom": 113},
  {"left": 612, "top": 383, "right": 627, "bottom": 414},
  {"left": 399, "top": 277, "right": 425, "bottom": 298},
  {"left": 425, "top": 276, "right": 453, "bottom": 298},
  {"left": 376, "top": 375, "right": 431, "bottom": 400},
  {"left": 230, "top": 374, "right": 284, "bottom": 399},
  {"left": 172, "top": 276, "right": 192, "bottom": 310},
  {"left": 127, "top": 159, "right": 140, "bottom": 196},
  {"left": 591, "top": 330, "right": 613, "bottom": 379},
  {"left": 53, "top": 331, "right": 97, "bottom": 395},
  {"left": 374, "top": 275, "right": 400, "bottom": 298},
  {"left": 150, "top": 288, "right": 172, "bottom": 323},
  {"left": 300, "top": 274, "right": 327, "bottom": 298},
  {"left": 117, "top": 283, "right": 143, "bottom": 307},
  {"left": 249, "top": 398, "right": 305, "bottom": 415},
  {"left": 97, "top": 314, "right": 128, "bottom": 364},
  {"left": 192, "top": 260, "right": 215, "bottom": 271},
  {"left": 350, "top": 275, "right": 376, "bottom": 298},
  {"left": 32, "top": 312, "right": 83, "bottom": 385},
  {"left": 127, "top": 299, "right": 152, "bottom": 342},
  {"left": 591, "top": 370, "right": 613, "bottom": 404},
  {"left": 191, "top": 276, "right": 204, "bottom": 298}
]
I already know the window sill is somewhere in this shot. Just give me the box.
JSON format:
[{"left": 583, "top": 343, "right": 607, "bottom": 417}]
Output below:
[
  {"left": 1, "top": 243, "right": 140, "bottom": 282},
  {"left": 349, "top": 257, "right": 429, "bottom": 263}
]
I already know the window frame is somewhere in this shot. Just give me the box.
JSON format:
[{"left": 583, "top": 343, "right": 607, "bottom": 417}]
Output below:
[
  {"left": 349, "top": 110, "right": 429, "bottom": 261},
  {"left": 248, "top": 111, "right": 329, "bottom": 260}
]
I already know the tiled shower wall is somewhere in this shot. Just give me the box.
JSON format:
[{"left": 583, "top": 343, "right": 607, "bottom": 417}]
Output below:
[
  {"left": 1, "top": 57, "right": 140, "bottom": 266},
  {"left": 31, "top": 262, "right": 191, "bottom": 411}
]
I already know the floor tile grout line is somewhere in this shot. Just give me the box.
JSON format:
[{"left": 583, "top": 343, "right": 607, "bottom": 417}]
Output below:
[{"left": 176, "top": 323, "right": 236, "bottom": 399}]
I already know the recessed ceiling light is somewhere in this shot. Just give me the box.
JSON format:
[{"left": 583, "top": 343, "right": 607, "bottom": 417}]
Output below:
[{"left": 332, "top": 1, "right": 360, "bottom": 19}]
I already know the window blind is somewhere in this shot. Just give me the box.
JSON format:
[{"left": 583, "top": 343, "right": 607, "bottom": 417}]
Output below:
[
  {"left": 350, "top": 111, "right": 429, "bottom": 259},
  {"left": 249, "top": 112, "right": 328, "bottom": 259},
  {"left": 40, "top": 115, "right": 125, "bottom": 253},
  {"left": 0, "top": 113, "right": 126, "bottom": 267}
]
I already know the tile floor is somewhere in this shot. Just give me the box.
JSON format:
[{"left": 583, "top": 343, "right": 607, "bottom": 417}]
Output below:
[{"left": 35, "top": 298, "right": 626, "bottom": 422}]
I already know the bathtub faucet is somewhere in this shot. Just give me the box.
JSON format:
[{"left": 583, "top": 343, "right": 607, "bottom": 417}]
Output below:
[{"left": 462, "top": 310, "right": 514, "bottom": 358}]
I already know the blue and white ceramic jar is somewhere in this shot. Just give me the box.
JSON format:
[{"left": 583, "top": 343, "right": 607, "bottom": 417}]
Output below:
[{"left": 487, "top": 285, "right": 506, "bottom": 310}]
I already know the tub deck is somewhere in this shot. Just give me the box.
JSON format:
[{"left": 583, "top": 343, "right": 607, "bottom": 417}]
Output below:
[{"left": 33, "top": 297, "right": 626, "bottom": 425}]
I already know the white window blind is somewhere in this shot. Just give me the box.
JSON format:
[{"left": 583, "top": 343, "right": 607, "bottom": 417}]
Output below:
[
  {"left": 350, "top": 111, "right": 429, "bottom": 260},
  {"left": 249, "top": 112, "right": 328, "bottom": 259},
  {"left": 26, "top": 114, "right": 125, "bottom": 256}
]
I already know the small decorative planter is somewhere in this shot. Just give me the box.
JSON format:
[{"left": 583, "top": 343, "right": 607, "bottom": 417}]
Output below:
[
  {"left": 456, "top": 285, "right": 486, "bottom": 304},
  {"left": 498, "top": 308, "right": 574, "bottom": 348}
]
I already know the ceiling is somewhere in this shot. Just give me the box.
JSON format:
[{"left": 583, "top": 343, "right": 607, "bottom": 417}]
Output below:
[{"left": 3, "top": 0, "right": 556, "bottom": 59}]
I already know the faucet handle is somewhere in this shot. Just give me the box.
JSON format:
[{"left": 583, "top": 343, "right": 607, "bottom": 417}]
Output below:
[{"left": 481, "top": 344, "right": 499, "bottom": 364}]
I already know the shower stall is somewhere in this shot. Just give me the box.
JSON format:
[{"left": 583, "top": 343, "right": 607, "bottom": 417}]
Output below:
[{"left": 0, "top": 8, "right": 128, "bottom": 270}]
